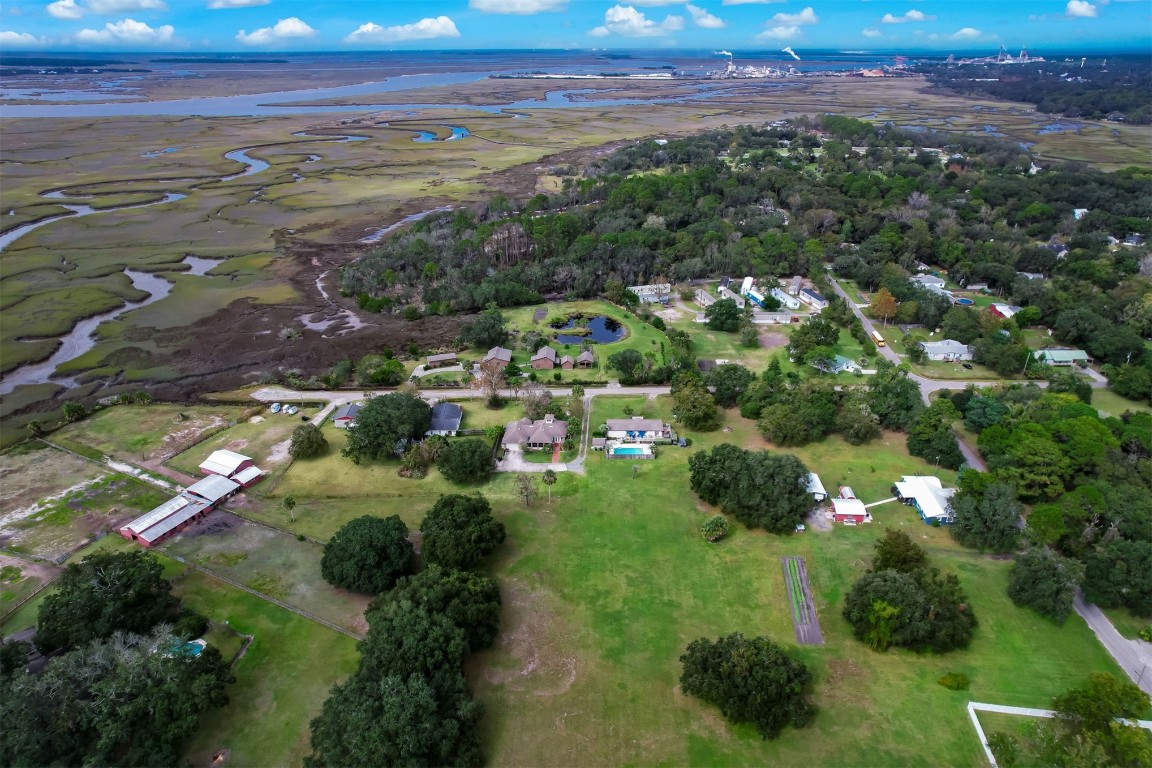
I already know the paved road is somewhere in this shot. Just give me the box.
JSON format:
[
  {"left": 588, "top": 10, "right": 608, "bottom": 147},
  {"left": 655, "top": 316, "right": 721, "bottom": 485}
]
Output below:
[
  {"left": 827, "top": 279, "right": 901, "bottom": 365},
  {"left": 1074, "top": 590, "right": 1152, "bottom": 696}
]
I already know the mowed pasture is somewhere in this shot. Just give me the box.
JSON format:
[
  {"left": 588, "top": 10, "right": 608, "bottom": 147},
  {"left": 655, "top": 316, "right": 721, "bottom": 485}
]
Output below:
[
  {"left": 166, "top": 406, "right": 321, "bottom": 483},
  {"left": 246, "top": 393, "right": 1121, "bottom": 765},
  {"left": 160, "top": 513, "right": 371, "bottom": 635}
]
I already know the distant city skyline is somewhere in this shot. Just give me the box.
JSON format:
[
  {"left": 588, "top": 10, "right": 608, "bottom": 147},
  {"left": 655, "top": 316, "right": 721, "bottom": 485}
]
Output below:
[{"left": 0, "top": 0, "right": 1148, "bottom": 52}]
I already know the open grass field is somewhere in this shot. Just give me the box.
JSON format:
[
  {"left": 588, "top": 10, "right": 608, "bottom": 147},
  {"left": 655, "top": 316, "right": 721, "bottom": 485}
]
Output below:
[
  {"left": 1101, "top": 606, "right": 1151, "bottom": 641},
  {"left": 52, "top": 403, "right": 251, "bottom": 462},
  {"left": 173, "top": 566, "right": 361, "bottom": 768},
  {"left": 1092, "top": 388, "right": 1152, "bottom": 418},
  {"left": 463, "top": 397, "right": 1124, "bottom": 766},
  {"left": 161, "top": 514, "right": 371, "bottom": 635}
]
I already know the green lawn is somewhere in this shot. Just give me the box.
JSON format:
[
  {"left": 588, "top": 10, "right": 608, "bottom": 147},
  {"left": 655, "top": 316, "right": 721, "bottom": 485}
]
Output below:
[
  {"left": 175, "top": 570, "right": 359, "bottom": 768},
  {"left": 161, "top": 518, "right": 371, "bottom": 634},
  {"left": 1092, "top": 388, "right": 1151, "bottom": 418},
  {"left": 464, "top": 399, "right": 1122, "bottom": 766},
  {"left": 1101, "top": 606, "right": 1150, "bottom": 640},
  {"left": 53, "top": 403, "right": 251, "bottom": 461}
]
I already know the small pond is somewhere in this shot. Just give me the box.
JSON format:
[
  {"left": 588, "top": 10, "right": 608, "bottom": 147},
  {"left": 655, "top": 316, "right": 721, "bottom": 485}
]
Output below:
[{"left": 550, "top": 314, "right": 624, "bottom": 345}]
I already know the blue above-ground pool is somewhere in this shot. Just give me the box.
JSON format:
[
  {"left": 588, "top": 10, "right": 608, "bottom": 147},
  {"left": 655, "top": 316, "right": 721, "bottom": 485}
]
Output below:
[{"left": 954, "top": 297, "right": 974, "bottom": 306}]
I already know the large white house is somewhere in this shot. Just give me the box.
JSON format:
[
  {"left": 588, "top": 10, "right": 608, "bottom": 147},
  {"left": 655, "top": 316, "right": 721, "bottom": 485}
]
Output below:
[
  {"left": 921, "top": 339, "right": 973, "bottom": 362},
  {"left": 893, "top": 476, "right": 956, "bottom": 524},
  {"left": 605, "top": 417, "right": 672, "bottom": 443}
]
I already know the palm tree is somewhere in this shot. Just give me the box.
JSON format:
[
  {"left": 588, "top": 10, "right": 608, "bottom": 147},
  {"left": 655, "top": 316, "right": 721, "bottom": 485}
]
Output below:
[{"left": 542, "top": 469, "right": 557, "bottom": 504}]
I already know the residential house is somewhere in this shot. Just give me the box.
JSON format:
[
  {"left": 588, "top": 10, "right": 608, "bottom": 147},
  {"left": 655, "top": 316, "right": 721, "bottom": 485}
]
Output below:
[
  {"left": 198, "top": 449, "right": 253, "bottom": 478},
  {"left": 577, "top": 350, "right": 595, "bottom": 369},
  {"left": 1034, "top": 348, "right": 1091, "bottom": 367},
  {"left": 694, "top": 288, "right": 716, "bottom": 308},
  {"left": 807, "top": 473, "right": 828, "bottom": 502},
  {"left": 481, "top": 346, "right": 513, "bottom": 372},
  {"left": 752, "top": 311, "right": 793, "bottom": 324},
  {"left": 769, "top": 287, "right": 802, "bottom": 310},
  {"left": 1017, "top": 271, "right": 1046, "bottom": 281},
  {"left": 910, "top": 274, "right": 946, "bottom": 289},
  {"left": 717, "top": 286, "right": 746, "bottom": 308},
  {"left": 427, "top": 402, "right": 463, "bottom": 436},
  {"left": 893, "top": 476, "right": 956, "bottom": 524},
  {"left": 560, "top": 355, "right": 574, "bottom": 370},
  {"left": 530, "top": 346, "right": 559, "bottom": 370},
  {"left": 810, "top": 354, "right": 861, "bottom": 375},
  {"left": 605, "top": 416, "right": 672, "bottom": 443},
  {"left": 627, "top": 283, "right": 672, "bottom": 304},
  {"left": 332, "top": 403, "right": 361, "bottom": 429},
  {"left": 921, "top": 339, "right": 973, "bottom": 362},
  {"left": 964, "top": 282, "right": 989, "bottom": 292},
  {"left": 502, "top": 414, "right": 568, "bottom": 450},
  {"left": 788, "top": 275, "right": 803, "bottom": 296},
  {"left": 426, "top": 353, "right": 458, "bottom": 369},
  {"left": 798, "top": 288, "right": 828, "bottom": 310},
  {"left": 1123, "top": 234, "right": 1146, "bottom": 247}
]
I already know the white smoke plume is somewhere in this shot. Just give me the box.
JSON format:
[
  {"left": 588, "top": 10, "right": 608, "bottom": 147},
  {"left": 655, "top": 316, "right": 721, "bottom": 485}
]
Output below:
[
  {"left": 715, "top": 50, "right": 733, "bottom": 57},
  {"left": 781, "top": 47, "right": 801, "bottom": 61}
]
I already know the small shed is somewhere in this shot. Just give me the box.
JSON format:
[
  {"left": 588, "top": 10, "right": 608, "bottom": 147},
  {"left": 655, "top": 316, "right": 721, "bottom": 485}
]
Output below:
[
  {"left": 807, "top": 473, "right": 828, "bottom": 502},
  {"left": 577, "top": 349, "right": 595, "bottom": 369},
  {"left": 333, "top": 403, "right": 361, "bottom": 429},
  {"left": 831, "top": 498, "right": 871, "bottom": 525}
]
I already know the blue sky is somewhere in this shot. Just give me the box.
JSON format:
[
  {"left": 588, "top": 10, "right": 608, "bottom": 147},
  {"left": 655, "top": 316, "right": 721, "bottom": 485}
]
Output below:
[{"left": 0, "top": 0, "right": 1147, "bottom": 51}]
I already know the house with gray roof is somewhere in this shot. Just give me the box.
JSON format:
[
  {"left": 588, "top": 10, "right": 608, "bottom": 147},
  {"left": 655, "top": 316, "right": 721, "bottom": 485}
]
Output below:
[
  {"left": 921, "top": 339, "right": 973, "bottom": 362},
  {"left": 427, "top": 402, "right": 463, "bottom": 436},
  {"left": 481, "top": 346, "right": 513, "bottom": 372},
  {"left": 333, "top": 403, "right": 362, "bottom": 429}
]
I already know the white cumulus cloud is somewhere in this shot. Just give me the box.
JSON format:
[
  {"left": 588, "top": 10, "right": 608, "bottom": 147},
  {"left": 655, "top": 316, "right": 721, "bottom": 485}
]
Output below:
[
  {"left": 770, "top": 6, "right": 818, "bottom": 24},
  {"left": 74, "top": 17, "right": 173, "bottom": 43},
  {"left": 208, "top": 0, "right": 270, "bottom": 8},
  {"left": 627, "top": 0, "right": 689, "bottom": 5},
  {"left": 861, "top": 27, "right": 882, "bottom": 37},
  {"left": 755, "top": 24, "right": 797, "bottom": 39},
  {"left": 236, "top": 16, "right": 315, "bottom": 45},
  {"left": 1066, "top": 1, "right": 1098, "bottom": 17},
  {"left": 46, "top": 0, "right": 84, "bottom": 19},
  {"left": 881, "top": 9, "right": 935, "bottom": 23},
  {"left": 721, "top": 0, "right": 786, "bottom": 4},
  {"left": 686, "top": 3, "right": 725, "bottom": 28},
  {"left": 0, "top": 29, "right": 47, "bottom": 45},
  {"left": 468, "top": 0, "right": 567, "bottom": 13},
  {"left": 950, "top": 27, "right": 982, "bottom": 39},
  {"left": 589, "top": 5, "right": 684, "bottom": 37},
  {"left": 87, "top": 0, "right": 167, "bottom": 12},
  {"left": 344, "top": 16, "right": 461, "bottom": 43}
]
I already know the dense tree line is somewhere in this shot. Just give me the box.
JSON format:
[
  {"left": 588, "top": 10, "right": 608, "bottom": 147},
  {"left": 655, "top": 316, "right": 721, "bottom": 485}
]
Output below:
[
  {"left": 918, "top": 57, "right": 1152, "bottom": 124},
  {"left": 689, "top": 444, "right": 812, "bottom": 533},
  {"left": 309, "top": 498, "right": 507, "bottom": 767},
  {"left": 1, "top": 551, "right": 231, "bottom": 766},
  {"left": 943, "top": 384, "right": 1152, "bottom": 618}
]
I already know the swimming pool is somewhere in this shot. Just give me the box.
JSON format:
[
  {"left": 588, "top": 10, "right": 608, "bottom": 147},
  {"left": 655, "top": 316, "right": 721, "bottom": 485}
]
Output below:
[
  {"left": 609, "top": 444, "right": 653, "bottom": 458},
  {"left": 954, "top": 297, "right": 974, "bottom": 306}
]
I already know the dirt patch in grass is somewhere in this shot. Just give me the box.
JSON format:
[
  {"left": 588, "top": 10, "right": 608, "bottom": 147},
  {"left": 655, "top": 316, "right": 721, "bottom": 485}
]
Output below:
[
  {"left": 265, "top": 439, "right": 291, "bottom": 465},
  {"left": 478, "top": 577, "right": 578, "bottom": 698},
  {"left": 758, "top": 331, "right": 789, "bottom": 349}
]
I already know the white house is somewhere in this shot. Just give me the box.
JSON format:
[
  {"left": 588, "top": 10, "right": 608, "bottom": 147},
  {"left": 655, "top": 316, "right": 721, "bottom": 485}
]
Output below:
[
  {"left": 798, "top": 288, "right": 829, "bottom": 310},
  {"left": 605, "top": 417, "right": 672, "bottom": 442},
  {"left": 811, "top": 354, "right": 862, "bottom": 375},
  {"left": 717, "top": 286, "right": 746, "bottom": 308},
  {"left": 921, "top": 339, "right": 973, "bottom": 362},
  {"left": 1034, "top": 349, "right": 1091, "bottom": 367},
  {"left": 694, "top": 288, "right": 716, "bottom": 308},
  {"left": 893, "top": 476, "right": 956, "bottom": 524},
  {"left": 627, "top": 284, "right": 672, "bottom": 304},
  {"left": 910, "top": 274, "right": 946, "bottom": 289},
  {"left": 770, "top": 287, "right": 802, "bottom": 310},
  {"left": 788, "top": 275, "right": 803, "bottom": 296}
]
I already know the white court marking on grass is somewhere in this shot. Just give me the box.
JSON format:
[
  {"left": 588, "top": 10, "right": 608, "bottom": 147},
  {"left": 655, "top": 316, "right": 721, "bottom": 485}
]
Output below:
[{"left": 966, "top": 701, "right": 1152, "bottom": 767}]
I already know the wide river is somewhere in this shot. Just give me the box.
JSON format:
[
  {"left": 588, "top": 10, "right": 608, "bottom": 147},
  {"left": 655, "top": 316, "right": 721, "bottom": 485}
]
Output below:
[{"left": 0, "top": 71, "right": 793, "bottom": 119}]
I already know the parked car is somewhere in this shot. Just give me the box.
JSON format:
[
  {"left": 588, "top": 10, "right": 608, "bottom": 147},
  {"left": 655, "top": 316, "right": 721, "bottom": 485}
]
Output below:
[
  {"left": 285, "top": 405, "right": 298, "bottom": 415},
  {"left": 795, "top": 524, "right": 806, "bottom": 533},
  {"left": 961, "top": 363, "right": 973, "bottom": 370},
  {"left": 270, "top": 403, "right": 282, "bottom": 413}
]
